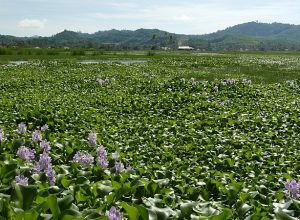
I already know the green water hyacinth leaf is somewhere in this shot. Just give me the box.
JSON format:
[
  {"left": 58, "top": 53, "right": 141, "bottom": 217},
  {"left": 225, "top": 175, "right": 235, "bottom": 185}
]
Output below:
[
  {"left": 58, "top": 195, "right": 74, "bottom": 211},
  {"left": 48, "top": 194, "right": 61, "bottom": 218},
  {"left": 97, "top": 183, "right": 114, "bottom": 194},
  {"left": 121, "top": 202, "right": 140, "bottom": 220},
  {"left": 133, "top": 204, "right": 149, "bottom": 220},
  {"left": 235, "top": 200, "right": 253, "bottom": 217},
  {"left": 0, "top": 57, "right": 300, "bottom": 218},
  {"left": 211, "top": 208, "right": 233, "bottom": 220},
  {"left": 0, "top": 161, "right": 17, "bottom": 184},
  {"left": 180, "top": 201, "right": 198, "bottom": 218},
  {"left": 61, "top": 215, "right": 84, "bottom": 220},
  {"left": 15, "top": 210, "right": 39, "bottom": 220},
  {"left": 13, "top": 184, "right": 37, "bottom": 210},
  {"left": 274, "top": 208, "right": 298, "bottom": 220}
]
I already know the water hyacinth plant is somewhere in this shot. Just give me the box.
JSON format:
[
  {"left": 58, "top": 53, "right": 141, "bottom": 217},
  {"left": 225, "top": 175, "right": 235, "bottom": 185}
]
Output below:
[
  {"left": 88, "top": 132, "right": 97, "bottom": 145},
  {"left": 115, "top": 162, "right": 124, "bottom": 173},
  {"left": 106, "top": 206, "right": 121, "bottom": 220},
  {"left": 32, "top": 130, "right": 42, "bottom": 142},
  {"left": 40, "top": 140, "right": 51, "bottom": 152},
  {"left": 33, "top": 152, "right": 56, "bottom": 185},
  {"left": 33, "top": 152, "right": 52, "bottom": 172},
  {"left": 285, "top": 179, "right": 300, "bottom": 199},
  {"left": 73, "top": 152, "right": 94, "bottom": 167},
  {"left": 17, "top": 146, "right": 35, "bottom": 161},
  {"left": 97, "top": 146, "right": 108, "bottom": 168},
  {"left": 1, "top": 55, "right": 300, "bottom": 219},
  {"left": 45, "top": 167, "right": 56, "bottom": 186},
  {"left": 15, "top": 175, "right": 29, "bottom": 185}
]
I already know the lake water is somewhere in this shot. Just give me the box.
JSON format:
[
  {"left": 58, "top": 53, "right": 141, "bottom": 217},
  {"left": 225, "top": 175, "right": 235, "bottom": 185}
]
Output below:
[
  {"left": 8, "top": 61, "right": 29, "bottom": 65},
  {"left": 5, "top": 60, "right": 147, "bottom": 66},
  {"left": 79, "top": 60, "right": 147, "bottom": 64}
]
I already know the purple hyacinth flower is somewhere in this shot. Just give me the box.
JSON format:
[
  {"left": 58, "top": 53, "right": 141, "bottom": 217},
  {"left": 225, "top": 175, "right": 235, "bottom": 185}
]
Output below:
[
  {"left": 32, "top": 130, "right": 42, "bottom": 142},
  {"left": 115, "top": 162, "right": 124, "bottom": 173},
  {"left": 40, "top": 140, "right": 51, "bottom": 152},
  {"left": 33, "top": 152, "right": 52, "bottom": 173},
  {"left": 97, "top": 146, "right": 107, "bottom": 157},
  {"left": 32, "top": 152, "right": 56, "bottom": 185},
  {"left": 17, "top": 146, "right": 35, "bottom": 161},
  {"left": 18, "top": 122, "right": 27, "bottom": 134},
  {"left": 97, "top": 146, "right": 108, "bottom": 168},
  {"left": 285, "top": 179, "right": 300, "bottom": 199},
  {"left": 88, "top": 132, "right": 97, "bottom": 145},
  {"left": 0, "top": 128, "right": 4, "bottom": 141},
  {"left": 106, "top": 206, "right": 121, "bottom": 220},
  {"left": 41, "top": 124, "right": 49, "bottom": 131},
  {"left": 15, "top": 175, "right": 28, "bottom": 185},
  {"left": 45, "top": 167, "right": 56, "bottom": 186},
  {"left": 73, "top": 152, "right": 94, "bottom": 167}
]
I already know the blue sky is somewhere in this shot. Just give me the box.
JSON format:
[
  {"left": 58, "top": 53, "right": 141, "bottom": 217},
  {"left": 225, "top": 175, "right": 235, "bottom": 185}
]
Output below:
[{"left": 1, "top": 0, "right": 300, "bottom": 36}]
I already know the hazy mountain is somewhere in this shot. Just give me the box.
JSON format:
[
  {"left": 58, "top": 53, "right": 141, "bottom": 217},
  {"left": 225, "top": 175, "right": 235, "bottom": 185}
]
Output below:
[
  {"left": 196, "top": 22, "right": 300, "bottom": 50},
  {"left": 202, "top": 22, "right": 295, "bottom": 39},
  {"left": 1, "top": 22, "right": 300, "bottom": 50}
]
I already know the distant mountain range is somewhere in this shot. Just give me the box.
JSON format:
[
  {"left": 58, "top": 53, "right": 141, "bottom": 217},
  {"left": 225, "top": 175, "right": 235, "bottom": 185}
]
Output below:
[{"left": 1, "top": 22, "right": 300, "bottom": 51}]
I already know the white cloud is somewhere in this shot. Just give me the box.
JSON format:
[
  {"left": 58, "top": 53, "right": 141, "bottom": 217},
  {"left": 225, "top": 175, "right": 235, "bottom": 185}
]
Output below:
[
  {"left": 109, "top": 2, "right": 137, "bottom": 9},
  {"left": 173, "top": 15, "right": 193, "bottom": 22},
  {"left": 5, "top": 0, "right": 300, "bottom": 35},
  {"left": 92, "top": 1, "right": 300, "bottom": 34},
  {"left": 18, "top": 19, "right": 47, "bottom": 28}
]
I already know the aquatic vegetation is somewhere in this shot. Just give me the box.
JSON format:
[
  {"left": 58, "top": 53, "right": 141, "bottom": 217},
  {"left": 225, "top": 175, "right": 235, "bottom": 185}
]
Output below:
[{"left": 0, "top": 55, "right": 300, "bottom": 219}]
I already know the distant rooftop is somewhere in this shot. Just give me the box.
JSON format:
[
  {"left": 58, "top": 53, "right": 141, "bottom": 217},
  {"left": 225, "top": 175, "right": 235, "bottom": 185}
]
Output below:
[{"left": 178, "top": 46, "right": 194, "bottom": 50}]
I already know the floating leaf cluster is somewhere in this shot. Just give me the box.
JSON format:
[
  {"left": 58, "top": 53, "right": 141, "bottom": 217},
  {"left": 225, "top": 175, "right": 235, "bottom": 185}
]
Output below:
[{"left": 0, "top": 59, "right": 300, "bottom": 219}]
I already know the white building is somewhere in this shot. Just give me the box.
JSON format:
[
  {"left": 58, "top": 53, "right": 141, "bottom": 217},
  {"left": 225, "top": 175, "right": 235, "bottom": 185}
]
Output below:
[{"left": 178, "top": 46, "right": 194, "bottom": 50}]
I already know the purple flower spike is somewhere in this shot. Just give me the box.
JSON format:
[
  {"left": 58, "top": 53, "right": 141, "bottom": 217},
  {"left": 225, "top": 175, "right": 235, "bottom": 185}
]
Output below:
[
  {"left": 285, "top": 179, "right": 300, "bottom": 199},
  {"left": 88, "top": 132, "right": 97, "bottom": 145},
  {"left": 32, "top": 152, "right": 56, "bottom": 185},
  {"left": 106, "top": 206, "right": 121, "bottom": 220},
  {"left": 15, "top": 175, "right": 28, "bottom": 185},
  {"left": 97, "top": 146, "right": 108, "bottom": 168},
  {"left": 40, "top": 140, "right": 51, "bottom": 152},
  {"left": 18, "top": 122, "right": 27, "bottom": 133},
  {"left": 73, "top": 152, "right": 94, "bottom": 167},
  {"left": 33, "top": 152, "right": 52, "bottom": 173},
  {"left": 115, "top": 162, "right": 124, "bottom": 173},
  {"left": 32, "top": 130, "right": 42, "bottom": 142},
  {"left": 17, "top": 146, "right": 35, "bottom": 161},
  {"left": 45, "top": 167, "right": 56, "bottom": 186}
]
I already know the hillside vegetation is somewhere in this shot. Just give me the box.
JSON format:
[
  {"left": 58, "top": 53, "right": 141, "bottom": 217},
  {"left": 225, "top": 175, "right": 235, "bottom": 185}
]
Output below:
[{"left": 2, "top": 22, "right": 300, "bottom": 50}]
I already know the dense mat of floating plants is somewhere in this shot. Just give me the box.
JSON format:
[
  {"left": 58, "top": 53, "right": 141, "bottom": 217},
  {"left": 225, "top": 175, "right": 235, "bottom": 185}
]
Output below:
[{"left": 0, "top": 61, "right": 300, "bottom": 219}]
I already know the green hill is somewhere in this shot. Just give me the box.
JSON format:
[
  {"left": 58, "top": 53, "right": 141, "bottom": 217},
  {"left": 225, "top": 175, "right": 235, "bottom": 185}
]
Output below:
[{"left": 1, "top": 22, "right": 300, "bottom": 51}]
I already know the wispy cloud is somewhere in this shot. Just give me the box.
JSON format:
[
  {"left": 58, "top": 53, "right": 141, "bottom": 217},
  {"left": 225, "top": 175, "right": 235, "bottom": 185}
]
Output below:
[
  {"left": 109, "top": 2, "right": 137, "bottom": 9},
  {"left": 1, "top": 0, "right": 300, "bottom": 36},
  {"left": 18, "top": 19, "right": 47, "bottom": 28},
  {"left": 90, "top": 1, "right": 300, "bottom": 34}
]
